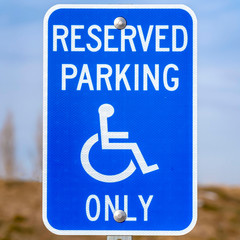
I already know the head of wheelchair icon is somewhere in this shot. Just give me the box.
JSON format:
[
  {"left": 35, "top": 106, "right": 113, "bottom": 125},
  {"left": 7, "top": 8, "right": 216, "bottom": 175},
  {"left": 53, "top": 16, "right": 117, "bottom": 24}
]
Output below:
[{"left": 80, "top": 104, "right": 159, "bottom": 183}]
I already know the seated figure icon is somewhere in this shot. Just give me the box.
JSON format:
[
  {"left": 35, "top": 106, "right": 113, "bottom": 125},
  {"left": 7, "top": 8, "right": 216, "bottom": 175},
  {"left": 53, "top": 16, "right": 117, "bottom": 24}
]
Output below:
[{"left": 80, "top": 104, "right": 159, "bottom": 183}]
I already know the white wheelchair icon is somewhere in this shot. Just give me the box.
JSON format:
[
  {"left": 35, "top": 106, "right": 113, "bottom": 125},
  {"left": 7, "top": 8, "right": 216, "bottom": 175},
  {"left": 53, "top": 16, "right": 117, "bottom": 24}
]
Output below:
[{"left": 80, "top": 104, "right": 159, "bottom": 183}]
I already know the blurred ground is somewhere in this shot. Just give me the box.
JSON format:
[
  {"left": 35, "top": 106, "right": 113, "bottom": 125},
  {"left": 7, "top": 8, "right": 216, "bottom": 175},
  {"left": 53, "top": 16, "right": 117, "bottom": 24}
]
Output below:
[{"left": 0, "top": 180, "right": 240, "bottom": 240}]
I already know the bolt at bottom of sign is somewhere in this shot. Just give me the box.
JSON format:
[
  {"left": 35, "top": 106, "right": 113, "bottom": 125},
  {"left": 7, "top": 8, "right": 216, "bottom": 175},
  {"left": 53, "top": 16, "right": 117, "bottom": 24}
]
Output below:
[{"left": 114, "top": 210, "right": 127, "bottom": 223}]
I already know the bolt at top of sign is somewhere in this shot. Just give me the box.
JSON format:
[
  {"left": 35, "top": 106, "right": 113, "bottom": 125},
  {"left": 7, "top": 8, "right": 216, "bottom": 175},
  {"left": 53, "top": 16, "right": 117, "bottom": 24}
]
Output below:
[{"left": 114, "top": 17, "right": 127, "bottom": 29}]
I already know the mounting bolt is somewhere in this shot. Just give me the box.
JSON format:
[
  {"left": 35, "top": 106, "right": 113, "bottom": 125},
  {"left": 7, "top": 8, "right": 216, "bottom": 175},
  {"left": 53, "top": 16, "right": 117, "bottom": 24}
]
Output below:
[
  {"left": 114, "top": 17, "right": 127, "bottom": 30},
  {"left": 114, "top": 210, "right": 127, "bottom": 223}
]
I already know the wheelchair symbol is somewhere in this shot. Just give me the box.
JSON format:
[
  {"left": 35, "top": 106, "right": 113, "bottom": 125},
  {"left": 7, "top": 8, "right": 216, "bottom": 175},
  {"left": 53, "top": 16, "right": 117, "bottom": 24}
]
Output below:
[{"left": 80, "top": 104, "right": 159, "bottom": 183}]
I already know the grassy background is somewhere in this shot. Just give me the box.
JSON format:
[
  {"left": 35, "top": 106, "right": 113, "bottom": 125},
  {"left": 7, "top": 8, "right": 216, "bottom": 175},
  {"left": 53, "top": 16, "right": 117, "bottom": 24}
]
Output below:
[{"left": 0, "top": 180, "right": 240, "bottom": 240}]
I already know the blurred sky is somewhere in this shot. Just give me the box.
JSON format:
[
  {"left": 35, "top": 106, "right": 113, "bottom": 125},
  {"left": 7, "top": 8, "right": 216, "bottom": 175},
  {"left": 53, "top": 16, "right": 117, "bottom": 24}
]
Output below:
[{"left": 0, "top": 0, "right": 240, "bottom": 185}]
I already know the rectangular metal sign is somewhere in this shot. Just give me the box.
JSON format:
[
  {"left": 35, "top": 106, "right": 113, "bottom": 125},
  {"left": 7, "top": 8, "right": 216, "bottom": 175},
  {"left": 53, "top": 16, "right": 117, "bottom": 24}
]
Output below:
[{"left": 43, "top": 4, "right": 197, "bottom": 236}]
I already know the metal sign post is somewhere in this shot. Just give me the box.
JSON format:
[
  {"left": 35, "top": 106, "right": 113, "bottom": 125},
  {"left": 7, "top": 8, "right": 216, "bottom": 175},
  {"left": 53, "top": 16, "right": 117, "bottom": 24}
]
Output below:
[
  {"left": 43, "top": 4, "right": 197, "bottom": 236},
  {"left": 108, "top": 236, "right": 132, "bottom": 240},
  {"left": 108, "top": 211, "right": 131, "bottom": 240}
]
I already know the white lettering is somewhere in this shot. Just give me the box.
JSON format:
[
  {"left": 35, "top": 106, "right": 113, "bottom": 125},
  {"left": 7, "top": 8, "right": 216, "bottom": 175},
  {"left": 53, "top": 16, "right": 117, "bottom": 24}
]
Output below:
[
  {"left": 85, "top": 195, "right": 154, "bottom": 222},
  {"left": 124, "top": 195, "right": 137, "bottom": 221},
  {"left": 172, "top": 25, "right": 188, "bottom": 52},
  {"left": 105, "top": 195, "right": 119, "bottom": 221},
  {"left": 61, "top": 64, "right": 77, "bottom": 90},
  {"left": 71, "top": 25, "right": 85, "bottom": 52},
  {"left": 53, "top": 24, "right": 189, "bottom": 53},
  {"left": 138, "top": 195, "right": 153, "bottom": 221},
  {"left": 137, "top": 25, "right": 153, "bottom": 52},
  {"left": 53, "top": 25, "right": 68, "bottom": 51},
  {"left": 155, "top": 25, "right": 170, "bottom": 52},
  {"left": 77, "top": 64, "right": 94, "bottom": 90},
  {"left": 104, "top": 25, "right": 118, "bottom": 52},
  {"left": 86, "top": 25, "right": 102, "bottom": 52},
  {"left": 134, "top": 64, "right": 139, "bottom": 91},
  {"left": 97, "top": 64, "right": 112, "bottom": 90},
  {"left": 163, "top": 64, "right": 179, "bottom": 91},
  {"left": 61, "top": 64, "right": 180, "bottom": 92},
  {"left": 116, "top": 64, "right": 131, "bottom": 91},
  {"left": 86, "top": 195, "right": 100, "bottom": 221},
  {"left": 143, "top": 64, "right": 159, "bottom": 91},
  {"left": 121, "top": 26, "right": 137, "bottom": 52}
]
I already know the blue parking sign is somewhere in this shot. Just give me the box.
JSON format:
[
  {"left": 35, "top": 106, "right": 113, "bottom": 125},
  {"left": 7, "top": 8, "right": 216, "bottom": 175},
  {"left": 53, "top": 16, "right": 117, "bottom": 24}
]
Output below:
[{"left": 43, "top": 4, "right": 197, "bottom": 236}]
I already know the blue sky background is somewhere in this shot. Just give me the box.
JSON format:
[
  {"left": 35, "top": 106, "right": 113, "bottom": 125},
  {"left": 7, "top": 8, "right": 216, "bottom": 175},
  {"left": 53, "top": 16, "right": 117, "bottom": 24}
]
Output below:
[{"left": 0, "top": 0, "right": 240, "bottom": 185}]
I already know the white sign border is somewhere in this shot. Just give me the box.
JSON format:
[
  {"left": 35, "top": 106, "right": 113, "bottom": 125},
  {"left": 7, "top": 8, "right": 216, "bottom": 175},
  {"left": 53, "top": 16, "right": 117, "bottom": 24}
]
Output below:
[{"left": 43, "top": 4, "right": 197, "bottom": 236}]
